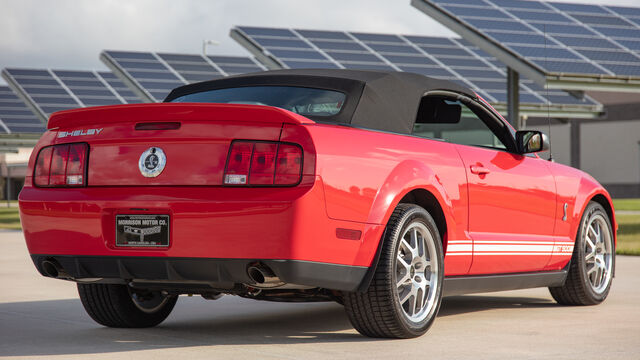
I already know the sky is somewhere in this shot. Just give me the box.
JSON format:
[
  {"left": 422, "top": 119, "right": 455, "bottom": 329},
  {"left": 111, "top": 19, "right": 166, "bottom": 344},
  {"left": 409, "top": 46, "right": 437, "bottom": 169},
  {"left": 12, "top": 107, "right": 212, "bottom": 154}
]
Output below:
[{"left": 1, "top": 0, "right": 640, "bottom": 85}]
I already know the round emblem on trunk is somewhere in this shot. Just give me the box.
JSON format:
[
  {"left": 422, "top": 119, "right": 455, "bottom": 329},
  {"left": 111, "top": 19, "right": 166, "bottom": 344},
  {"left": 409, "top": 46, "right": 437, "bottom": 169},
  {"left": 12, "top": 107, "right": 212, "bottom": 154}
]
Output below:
[{"left": 139, "top": 147, "right": 166, "bottom": 177}]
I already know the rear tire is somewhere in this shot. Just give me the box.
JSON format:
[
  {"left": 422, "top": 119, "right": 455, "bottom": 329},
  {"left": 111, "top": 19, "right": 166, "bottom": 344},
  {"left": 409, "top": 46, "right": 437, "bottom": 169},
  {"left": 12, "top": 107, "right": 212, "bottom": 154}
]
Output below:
[
  {"left": 77, "top": 283, "right": 178, "bottom": 327},
  {"left": 549, "top": 201, "right": 614, "bottom": 305},
  {"left": 344, "top": 203, "right": 444, "bottom": 338}
]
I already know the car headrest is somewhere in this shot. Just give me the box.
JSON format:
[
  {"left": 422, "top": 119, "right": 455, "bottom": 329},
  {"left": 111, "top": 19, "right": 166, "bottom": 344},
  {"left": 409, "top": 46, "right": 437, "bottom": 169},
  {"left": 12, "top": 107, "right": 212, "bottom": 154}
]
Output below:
[
  {"left": 416, "top": 97, "right": 461, "bottom": 124},
  {"left": 434, "top": 101, "right": 461, "bottom": 124}
]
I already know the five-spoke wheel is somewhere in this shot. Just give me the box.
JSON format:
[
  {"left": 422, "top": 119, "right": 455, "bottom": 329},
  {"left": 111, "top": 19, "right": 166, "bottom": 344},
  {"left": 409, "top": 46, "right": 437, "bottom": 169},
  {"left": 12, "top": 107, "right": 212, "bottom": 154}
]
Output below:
[
  {"left": 550, "top": 201, "right": 614, "bottom": 305},
  {"left": 344, "top": 203, "right": 444, "bottom": 338},
  {"left": 395, "top": 222, "right": 439, "bottom": 323}
]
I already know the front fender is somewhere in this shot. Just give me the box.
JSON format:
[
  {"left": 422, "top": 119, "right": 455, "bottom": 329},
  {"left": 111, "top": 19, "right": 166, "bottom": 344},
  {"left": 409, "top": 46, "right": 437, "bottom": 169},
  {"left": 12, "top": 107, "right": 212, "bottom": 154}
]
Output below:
[{"left": 573, "top": 176, "right": 617, "bottom": 246}]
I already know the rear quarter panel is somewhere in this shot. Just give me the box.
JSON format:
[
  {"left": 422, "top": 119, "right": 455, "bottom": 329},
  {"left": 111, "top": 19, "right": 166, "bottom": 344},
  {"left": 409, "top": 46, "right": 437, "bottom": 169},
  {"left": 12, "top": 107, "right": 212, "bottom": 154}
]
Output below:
[{"left": 307, "top": 124, "right": 471, "bottom": 275}]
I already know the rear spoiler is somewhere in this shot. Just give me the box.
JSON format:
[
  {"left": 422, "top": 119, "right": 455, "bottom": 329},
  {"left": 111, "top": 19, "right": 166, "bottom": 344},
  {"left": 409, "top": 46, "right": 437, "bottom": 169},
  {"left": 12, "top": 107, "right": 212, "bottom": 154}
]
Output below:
[{"left": 47, "top": 103, "right": 315, "bottom": 130}]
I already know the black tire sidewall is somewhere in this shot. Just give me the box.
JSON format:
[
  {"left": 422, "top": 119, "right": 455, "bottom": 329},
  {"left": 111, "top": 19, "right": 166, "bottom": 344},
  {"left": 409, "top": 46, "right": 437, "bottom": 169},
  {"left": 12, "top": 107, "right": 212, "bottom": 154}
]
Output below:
[
  {"left": 574, "top": 202, "right": 614, "bottom": 303},
  {"left": 387, "top": 206, "right": 444, "bottom": 336},
  {"left": 78, "top": 283, "right": 178, "bottom": 328}
]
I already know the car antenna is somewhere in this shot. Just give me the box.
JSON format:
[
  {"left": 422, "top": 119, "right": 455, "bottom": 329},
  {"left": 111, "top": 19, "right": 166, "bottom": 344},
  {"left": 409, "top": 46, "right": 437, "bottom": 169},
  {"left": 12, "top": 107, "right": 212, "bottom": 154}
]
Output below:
[{"left": 544, "top": 24, "right": 553, "bottom": 162}]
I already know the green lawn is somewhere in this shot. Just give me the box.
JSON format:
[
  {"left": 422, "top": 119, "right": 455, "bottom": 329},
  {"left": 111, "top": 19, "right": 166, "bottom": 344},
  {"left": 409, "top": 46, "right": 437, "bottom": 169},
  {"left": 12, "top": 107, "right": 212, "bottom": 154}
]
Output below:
[
  {"left": 0, "top": 206, "right": 21, "bottom": 230},
  {"left": 617, "top": 214, "right": 640, "bottom": 256},
  {"left": 612, "top": 199, "right": 640, "bottom": 255},
  {"left": 1, "top": 198, "right": 639, "bottom": 255},
  {"left": 612, "top": 198, "right": 640, "bottom": 211}
]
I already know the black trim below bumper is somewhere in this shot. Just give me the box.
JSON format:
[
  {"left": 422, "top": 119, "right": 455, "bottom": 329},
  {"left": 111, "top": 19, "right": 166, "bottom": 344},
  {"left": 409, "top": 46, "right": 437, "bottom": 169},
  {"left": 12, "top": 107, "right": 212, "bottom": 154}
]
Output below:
[
  {"left": 443, "top": 270, "right": 568, "bottom": 297},
  {"left": 30, "top": 255, "right": 368, "bottom": 292}
]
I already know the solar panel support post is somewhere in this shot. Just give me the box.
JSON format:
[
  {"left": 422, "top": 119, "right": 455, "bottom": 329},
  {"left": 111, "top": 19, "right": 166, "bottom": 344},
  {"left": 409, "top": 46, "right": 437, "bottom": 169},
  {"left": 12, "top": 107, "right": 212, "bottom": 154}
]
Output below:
[
  {"left": 5, "top": 165, "right": 10, "bottom": 206},
  {"left": 507, "top": 67, "right": 520, "bottom": 129},
  {"left": 570, "top": 119, "right": 581, "bottom": 169}
]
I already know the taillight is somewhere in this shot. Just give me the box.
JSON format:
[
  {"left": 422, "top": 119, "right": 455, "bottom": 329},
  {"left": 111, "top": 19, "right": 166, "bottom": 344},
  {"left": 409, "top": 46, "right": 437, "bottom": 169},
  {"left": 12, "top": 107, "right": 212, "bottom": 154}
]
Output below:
[
  {"left": 275, "top": 144, "right": 303, "bottom": 185},
  {"left": 224, "top": 141, "right": 302, "bottom": 186},
  {"left": 33, "top": 143, "right": 88, "bottom": 187}
]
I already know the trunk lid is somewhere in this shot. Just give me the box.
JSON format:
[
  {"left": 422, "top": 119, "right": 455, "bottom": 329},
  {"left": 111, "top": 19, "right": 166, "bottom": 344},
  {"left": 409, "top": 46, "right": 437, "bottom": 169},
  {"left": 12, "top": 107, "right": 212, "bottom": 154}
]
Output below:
[{"left": 47, "top": 103, "right": 314, "bottom": 186}]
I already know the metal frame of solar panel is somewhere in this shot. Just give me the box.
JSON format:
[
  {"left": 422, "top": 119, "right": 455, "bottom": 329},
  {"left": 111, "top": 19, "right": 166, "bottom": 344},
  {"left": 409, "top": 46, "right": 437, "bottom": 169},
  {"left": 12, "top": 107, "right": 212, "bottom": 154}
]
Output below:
[
  {"left": 412, "top": 0, "right": 640, "bottom": 93},
  {"left": 231, "top": 26, "right": 602, "bottom": 119},
  {"left": 0, "top": 86, "right": 45, "bottom": 134},
  {"left": 1, "top": 68, "right": 141, "bottom": 124},
  {"left": 100, "top": 50, "right": 267, "bottom": 102}
]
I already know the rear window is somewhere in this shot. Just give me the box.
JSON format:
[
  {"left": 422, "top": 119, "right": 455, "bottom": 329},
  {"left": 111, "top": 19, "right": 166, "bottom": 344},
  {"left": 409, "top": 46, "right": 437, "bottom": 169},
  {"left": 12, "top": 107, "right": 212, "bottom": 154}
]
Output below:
[{"left": 171, "top": 86, "right": 346, "bottom": 117}]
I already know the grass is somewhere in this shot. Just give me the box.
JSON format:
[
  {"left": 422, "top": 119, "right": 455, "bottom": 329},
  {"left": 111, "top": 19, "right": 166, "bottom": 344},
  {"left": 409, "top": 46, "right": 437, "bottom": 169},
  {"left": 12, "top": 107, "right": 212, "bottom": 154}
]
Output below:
[
  {"left": 612, "top": 199, "right": 640, "bottom": 255},
  {"left": 0, "top": 206, "right": 21, "bottom": 230},
  {"left": 1, "top": 198, "right": 639, "bottom": 255},
  {"left": 612, "top": 198, "right": 640, "bottom": 211},
  {"left": 616, "top": 214, "right": 640, "bottom": 256}
]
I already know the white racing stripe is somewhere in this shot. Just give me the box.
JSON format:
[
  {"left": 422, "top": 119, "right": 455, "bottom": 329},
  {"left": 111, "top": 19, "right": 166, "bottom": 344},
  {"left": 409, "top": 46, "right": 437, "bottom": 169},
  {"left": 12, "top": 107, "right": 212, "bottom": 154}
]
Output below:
[{"left": 444, "top": 240, "right": 574, "bottom": 257}]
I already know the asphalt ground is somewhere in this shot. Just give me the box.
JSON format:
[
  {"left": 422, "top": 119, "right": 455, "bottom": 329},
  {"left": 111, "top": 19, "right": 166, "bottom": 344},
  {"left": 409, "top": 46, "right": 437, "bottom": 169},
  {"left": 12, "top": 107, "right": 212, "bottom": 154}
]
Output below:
[{"left": 1, "top": 230, "right": 639, "bottom": 359}]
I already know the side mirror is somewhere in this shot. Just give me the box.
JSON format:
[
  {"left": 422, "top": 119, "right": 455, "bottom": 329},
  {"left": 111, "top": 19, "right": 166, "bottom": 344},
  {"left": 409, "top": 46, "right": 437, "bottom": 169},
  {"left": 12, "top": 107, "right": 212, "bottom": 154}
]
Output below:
[{"left": 516, "top": 130, "right": 550, "bottom": 154}]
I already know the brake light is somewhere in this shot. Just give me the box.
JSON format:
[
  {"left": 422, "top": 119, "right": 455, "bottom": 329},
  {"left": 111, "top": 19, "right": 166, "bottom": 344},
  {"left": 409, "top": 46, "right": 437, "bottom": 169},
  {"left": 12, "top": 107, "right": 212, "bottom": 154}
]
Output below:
[
  {"left": 34, "top": 147, "right": 53, "bottom": 186},
  {"left": 34, "top": 143, "right": 88, "bottom": 187},
  {"left": 275, "top": 144, "right": 303, "bottom": 185},
  {"left": 224, "top": 141, "right": 302, "bottom": 186},
  {"left": 250, "top": 143, "right": 278, "bottom": 185}
]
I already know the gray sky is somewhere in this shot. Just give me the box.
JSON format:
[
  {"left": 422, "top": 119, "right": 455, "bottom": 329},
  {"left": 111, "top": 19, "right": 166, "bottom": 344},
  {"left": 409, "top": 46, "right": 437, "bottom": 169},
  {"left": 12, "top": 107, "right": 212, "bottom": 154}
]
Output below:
[{"left": 1, "top": 0, "right": 639, "bottom": 85}]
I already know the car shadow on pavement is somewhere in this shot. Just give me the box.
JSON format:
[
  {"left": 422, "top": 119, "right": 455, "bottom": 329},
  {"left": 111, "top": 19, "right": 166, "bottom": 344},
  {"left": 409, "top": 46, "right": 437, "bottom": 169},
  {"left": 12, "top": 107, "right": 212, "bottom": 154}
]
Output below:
[
  {"left": 439, "top": 294, "right": 556, "bottom": 317},
  {"left": 0, "top": 294, "right": 557, "bottom": 356}
]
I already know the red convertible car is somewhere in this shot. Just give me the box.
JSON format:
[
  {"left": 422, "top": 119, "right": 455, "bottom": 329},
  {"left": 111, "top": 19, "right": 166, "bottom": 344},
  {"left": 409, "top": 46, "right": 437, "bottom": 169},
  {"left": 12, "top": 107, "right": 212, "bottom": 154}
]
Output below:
[{"left": 19, "top": 69, "right": 616, "bottom": 338}]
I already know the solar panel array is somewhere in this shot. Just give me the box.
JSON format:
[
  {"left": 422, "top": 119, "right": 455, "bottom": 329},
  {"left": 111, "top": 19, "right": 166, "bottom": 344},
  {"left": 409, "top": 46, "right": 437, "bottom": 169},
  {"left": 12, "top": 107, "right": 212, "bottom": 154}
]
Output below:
[
  {"left": 101, "top": 51, "right": 266, "bottom": 101},
  {"left": 423, "top": 0, "right": 640, "bottom": 77},
  {"left": 0, "top": 86, "right": 45, "bottom": 133},
  {"left": 232, "top": 26, "right": 597, "bottom": 107},
  {"left": 1, "top": 68, "right": 142, "bottom": 122}
]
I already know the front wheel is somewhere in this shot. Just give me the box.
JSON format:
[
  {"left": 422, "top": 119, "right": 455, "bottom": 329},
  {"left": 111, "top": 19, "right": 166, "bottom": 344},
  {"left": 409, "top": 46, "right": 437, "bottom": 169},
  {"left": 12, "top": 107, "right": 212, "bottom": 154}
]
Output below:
[
  {"left": 549, "top": 201, "right": 615, "bottom": 305},
  {"left": 344, "top": 203, "right": 444, "bottom": 338},
  {"left": 78, "top": 283, "right": 178, "bottom": 327}
]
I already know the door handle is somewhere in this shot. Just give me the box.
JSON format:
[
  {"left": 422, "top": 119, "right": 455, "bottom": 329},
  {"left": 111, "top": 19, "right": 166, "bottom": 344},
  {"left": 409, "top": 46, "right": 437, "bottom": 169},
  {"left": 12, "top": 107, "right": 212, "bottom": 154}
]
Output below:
[{"left": 470, "top": 165, "right": 490, "bottom": 175}]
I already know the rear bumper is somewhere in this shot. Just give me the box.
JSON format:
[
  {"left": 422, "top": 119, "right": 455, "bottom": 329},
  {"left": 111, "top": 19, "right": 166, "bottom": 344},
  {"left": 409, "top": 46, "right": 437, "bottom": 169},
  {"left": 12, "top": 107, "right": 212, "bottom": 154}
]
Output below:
[
  {"left": 31, "top": 255, "right": 368, "bottom": 291},
  {"left": 19, "top": 177, "right": 384, "bottom": 285}
]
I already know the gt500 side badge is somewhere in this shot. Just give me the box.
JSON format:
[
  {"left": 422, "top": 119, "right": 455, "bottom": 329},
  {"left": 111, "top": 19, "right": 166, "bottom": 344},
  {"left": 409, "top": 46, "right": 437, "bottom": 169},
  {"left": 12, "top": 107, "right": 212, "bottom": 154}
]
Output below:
[
  {"left": 57, "top": 128, "right": 103, "bottom": 138},
  {"left": 139, "top": 147, "right": 166, "bottom": 178}
]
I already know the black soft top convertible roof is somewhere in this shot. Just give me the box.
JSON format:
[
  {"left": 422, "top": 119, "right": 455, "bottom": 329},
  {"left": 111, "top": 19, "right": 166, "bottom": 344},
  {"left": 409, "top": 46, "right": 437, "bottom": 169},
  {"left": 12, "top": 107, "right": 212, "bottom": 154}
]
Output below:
[{"left": 165, "top": 69, "right": 477, "bottom": 134}]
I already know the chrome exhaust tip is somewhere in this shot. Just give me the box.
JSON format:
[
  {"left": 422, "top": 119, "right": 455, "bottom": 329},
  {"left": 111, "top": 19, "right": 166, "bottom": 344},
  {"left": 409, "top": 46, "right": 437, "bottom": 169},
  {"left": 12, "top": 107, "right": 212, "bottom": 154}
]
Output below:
[
  {"left": 247, "top": 264, "right": 285, "bottom": 288},
  {"left": 41, "top": 259, "right": 70, "bottom": 279}
]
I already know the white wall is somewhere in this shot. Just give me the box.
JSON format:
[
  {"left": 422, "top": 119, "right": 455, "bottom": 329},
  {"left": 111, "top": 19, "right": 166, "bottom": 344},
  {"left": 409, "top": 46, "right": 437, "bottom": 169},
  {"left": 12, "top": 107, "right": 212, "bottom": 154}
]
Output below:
[
  {"left": 581, "top": 121, "right": 640, "bottom": 185},
  {"left": 526, "top": 123, "right": 571, "bottom": 167}
]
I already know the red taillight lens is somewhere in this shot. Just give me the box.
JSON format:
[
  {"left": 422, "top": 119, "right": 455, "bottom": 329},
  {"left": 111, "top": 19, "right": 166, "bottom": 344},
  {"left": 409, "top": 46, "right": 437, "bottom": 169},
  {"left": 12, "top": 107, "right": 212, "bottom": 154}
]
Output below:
[
  {"left": 49, "top": 145, "right": 69, "bottom": 186},
  {"left": 224, "top": 141, "right": 253, "bottom": 185},
  {"left": 34, "top": 147, "right": 53, "bottom": 186},
  {"left": 66, "top": 143, "right": 88, "bottom": 185},
  {"left": 249, "top": 143, "right": 278, "bottom": 185},
  {"left": 33, "top": 143, "right": 88, "bottom": 187},
  {"left": 275, "top": 144, "right": 302, "bottom": 185},
  {"left": 224, "top": 141, "right": 303, "bottom": 186}
]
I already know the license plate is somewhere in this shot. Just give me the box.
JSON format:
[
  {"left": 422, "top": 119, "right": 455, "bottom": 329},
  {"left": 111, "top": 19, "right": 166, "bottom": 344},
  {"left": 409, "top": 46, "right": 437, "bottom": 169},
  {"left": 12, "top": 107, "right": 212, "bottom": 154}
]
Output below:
[{"left": 116, "top": 215, "right": 170, "bottom": 247}]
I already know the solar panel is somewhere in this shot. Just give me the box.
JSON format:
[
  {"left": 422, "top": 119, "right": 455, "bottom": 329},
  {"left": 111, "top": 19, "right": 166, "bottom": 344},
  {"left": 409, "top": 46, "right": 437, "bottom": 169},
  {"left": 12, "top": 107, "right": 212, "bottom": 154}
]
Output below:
[
  {"left": 101, "top": 51, "right": 266, "bottom": 101},
  {"left": 414, "top": 0, "right": 640, "bottom": 89},
  {"left": 1, "top": 68, "right": 145, "bottom": 125},
  {"left": 0, "top": 86, "right": 45, "bottom": 133},
  {"left": 231, "top": 26, "right": 600, "bottom": 114}
]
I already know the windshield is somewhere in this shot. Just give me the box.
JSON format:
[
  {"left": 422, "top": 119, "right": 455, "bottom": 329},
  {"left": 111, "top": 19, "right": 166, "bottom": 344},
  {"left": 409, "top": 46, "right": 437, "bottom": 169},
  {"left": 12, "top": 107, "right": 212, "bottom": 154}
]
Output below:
[{"left": 171, "top": 86, "right": 346, "bottom": 117}]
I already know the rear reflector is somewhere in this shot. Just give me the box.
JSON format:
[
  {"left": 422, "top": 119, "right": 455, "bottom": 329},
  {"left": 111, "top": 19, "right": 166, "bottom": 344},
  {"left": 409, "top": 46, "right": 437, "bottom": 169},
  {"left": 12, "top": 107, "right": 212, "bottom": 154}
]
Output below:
[
  {"left": 34, "top": 143, "right": 88, "bottom": 187},
  {"left": 336, "top": 228, "right": 362, "bottom": 240},
  {"left": 224, "top": 141, "right": 302, "bottom": 186}
]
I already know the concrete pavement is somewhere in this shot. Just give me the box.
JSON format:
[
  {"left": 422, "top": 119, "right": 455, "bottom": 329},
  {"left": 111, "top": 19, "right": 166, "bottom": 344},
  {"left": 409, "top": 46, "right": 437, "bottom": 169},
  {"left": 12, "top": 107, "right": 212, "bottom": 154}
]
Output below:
[{"left": 1, "top": 230, "right": 639, "bottom": 359}]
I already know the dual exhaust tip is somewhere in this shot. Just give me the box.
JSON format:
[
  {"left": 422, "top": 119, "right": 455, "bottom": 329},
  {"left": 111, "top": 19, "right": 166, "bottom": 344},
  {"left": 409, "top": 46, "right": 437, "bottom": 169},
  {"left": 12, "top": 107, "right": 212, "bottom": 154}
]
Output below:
[
  {"left": 247, "top": 264, "right": 284, "bottom": 288},
  {"left": 41, "top": 259, "right": 70, "bottom": 279}
]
